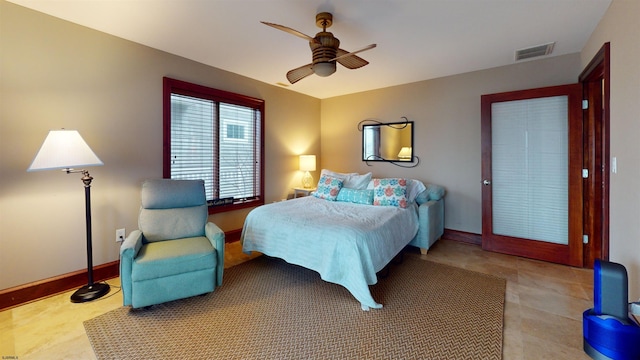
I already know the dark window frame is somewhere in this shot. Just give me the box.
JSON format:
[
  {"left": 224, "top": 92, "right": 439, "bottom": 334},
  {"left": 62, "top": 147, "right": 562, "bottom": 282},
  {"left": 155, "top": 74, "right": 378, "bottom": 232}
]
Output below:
[{"left": 163, "top": 77, "right": 265, "bottom": 214}]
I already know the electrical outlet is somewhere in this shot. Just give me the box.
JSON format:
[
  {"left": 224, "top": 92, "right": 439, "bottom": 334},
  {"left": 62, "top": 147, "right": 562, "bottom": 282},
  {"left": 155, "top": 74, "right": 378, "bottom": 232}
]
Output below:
[{"left": 116, "top": 228, "right": 126, "bottom": 242}]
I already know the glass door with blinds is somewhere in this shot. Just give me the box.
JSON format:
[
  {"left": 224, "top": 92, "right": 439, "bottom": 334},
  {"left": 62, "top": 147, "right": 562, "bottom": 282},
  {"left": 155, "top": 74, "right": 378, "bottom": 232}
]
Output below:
[
  {"left": 481, "top": 84, "right": 583, "bottom": 267},
  {"left": 491, "top": 96, "right": 568, "bottom": 244}
]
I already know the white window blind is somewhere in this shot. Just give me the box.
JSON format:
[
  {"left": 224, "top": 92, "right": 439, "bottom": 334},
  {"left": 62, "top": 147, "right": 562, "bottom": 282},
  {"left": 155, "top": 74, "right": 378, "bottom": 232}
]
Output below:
[
  {"left": 219, "top": 103, "right": 261, "bottom": 200},
  {"left": 169, "top": 94, "right": 261, "bottom": 203},
  {"left": 170, "top": 94, "right": 217, "bottom": 200},
  {"left": 491, "top": 96, "right": 568, "bottom": 244}
]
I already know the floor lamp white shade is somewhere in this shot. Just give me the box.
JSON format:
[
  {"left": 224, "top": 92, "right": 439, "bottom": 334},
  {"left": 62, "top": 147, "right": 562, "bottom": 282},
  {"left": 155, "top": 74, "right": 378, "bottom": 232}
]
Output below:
[
  {"left": 299, "top": 155, "right": 316, "bottom": 189},
  {"left": 28, "top": 130, "right": 103, "bottom": 171},
  {"left": 27, "top": 129, "right": 109, "bottom": 303}
]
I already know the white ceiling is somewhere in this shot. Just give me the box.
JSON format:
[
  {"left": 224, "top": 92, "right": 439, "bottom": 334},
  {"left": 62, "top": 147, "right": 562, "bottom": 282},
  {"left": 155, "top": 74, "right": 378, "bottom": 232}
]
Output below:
[{"left": 8, "top": 0, "right": 611, "bottom": 99}]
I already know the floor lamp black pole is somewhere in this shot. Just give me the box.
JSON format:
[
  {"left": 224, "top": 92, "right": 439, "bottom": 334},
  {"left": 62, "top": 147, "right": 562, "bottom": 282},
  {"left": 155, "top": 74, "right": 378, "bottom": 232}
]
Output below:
[{"left": 70, "top": 170, "right": 110, "bottom": 303}]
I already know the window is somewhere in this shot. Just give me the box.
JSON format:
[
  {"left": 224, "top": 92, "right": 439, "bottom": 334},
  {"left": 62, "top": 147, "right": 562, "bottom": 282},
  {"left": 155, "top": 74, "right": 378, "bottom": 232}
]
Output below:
[
  {"left": 163, "top": 77, "right": 264, "bottom": 213},
  {"left": 362, "top": 126, "right": 380, "bottom": 160},
  {"left": 225, "top": 123, "right": 245, "bottom": 140}
]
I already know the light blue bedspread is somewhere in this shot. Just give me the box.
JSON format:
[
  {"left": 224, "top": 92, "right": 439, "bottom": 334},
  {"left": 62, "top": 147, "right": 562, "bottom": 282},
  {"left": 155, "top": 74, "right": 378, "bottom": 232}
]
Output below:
[{"left": 241, "top": 196, "right": 419, "bottom": 310}]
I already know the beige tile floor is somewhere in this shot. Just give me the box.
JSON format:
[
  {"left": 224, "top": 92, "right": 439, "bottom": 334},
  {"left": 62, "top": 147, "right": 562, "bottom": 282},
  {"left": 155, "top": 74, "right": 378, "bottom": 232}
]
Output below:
[{"left": 0, "top": 239, "right": 594, "bottom": 359}]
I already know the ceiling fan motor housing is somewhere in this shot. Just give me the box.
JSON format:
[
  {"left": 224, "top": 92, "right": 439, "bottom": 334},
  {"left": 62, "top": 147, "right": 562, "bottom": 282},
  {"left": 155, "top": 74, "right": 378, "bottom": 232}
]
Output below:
[{"left": 310, "top": 32, "right": 339, "bottom": 76}]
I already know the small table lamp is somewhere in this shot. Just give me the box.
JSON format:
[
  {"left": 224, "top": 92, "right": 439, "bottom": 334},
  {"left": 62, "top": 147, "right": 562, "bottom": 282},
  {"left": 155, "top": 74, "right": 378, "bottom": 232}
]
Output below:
[
  {"left": 397, "top": 147, "right": 412, "bottom": 161},
  {"left": 299, "top": 155, "right": 316, "bottom": 189},
  {"left": 27, "top": 129, "right": 110, "bottom": 303}
]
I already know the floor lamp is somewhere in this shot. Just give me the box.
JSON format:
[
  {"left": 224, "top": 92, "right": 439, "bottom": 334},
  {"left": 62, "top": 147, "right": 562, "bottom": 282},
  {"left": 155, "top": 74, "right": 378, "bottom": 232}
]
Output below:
[{"left": 28, "top": 129, "right": 110, "bottom": 303}]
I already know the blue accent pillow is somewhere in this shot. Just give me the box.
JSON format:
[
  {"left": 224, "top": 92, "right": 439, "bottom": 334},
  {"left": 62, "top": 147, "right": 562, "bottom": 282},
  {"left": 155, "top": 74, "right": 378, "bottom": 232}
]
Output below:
[
  {"left": 336, "top": 188, "right": 374, "bottom": 205},
  {"left": 313, "top": 175, "right": 343, "bottom": 201}
]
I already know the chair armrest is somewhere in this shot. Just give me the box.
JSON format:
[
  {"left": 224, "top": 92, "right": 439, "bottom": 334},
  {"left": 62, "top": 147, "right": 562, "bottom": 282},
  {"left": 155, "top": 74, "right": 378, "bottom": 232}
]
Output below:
[
  {"left": 121, "top": 230, "right": 144, "bottom": 254},
  {"left": 205, "top": 222, "right": 225, "bottom": 286},
  {"left": 409, "top": 198, "right": 445, "bottom": 252},
  {"left": 119, "top": 230, "right": 143, "bottom": 306}
]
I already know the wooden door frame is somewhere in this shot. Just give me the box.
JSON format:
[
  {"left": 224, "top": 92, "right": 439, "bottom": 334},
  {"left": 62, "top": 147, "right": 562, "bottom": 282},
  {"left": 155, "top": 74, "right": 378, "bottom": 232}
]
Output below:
[{"left": 579, "top": 42, "right": 610, "bottom": 267}]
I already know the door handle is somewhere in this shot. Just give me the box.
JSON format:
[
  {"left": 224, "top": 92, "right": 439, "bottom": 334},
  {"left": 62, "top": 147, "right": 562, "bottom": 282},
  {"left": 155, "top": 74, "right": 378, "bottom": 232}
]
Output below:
[{"left": 483, "top": 179, "right": 491, "bottom": 186}]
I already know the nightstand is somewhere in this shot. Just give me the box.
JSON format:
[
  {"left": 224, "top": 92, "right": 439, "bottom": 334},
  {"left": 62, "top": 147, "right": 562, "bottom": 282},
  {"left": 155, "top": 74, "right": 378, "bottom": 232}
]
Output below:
[{"left": 293, "top": 187, "right": 316, "bottom": 198}]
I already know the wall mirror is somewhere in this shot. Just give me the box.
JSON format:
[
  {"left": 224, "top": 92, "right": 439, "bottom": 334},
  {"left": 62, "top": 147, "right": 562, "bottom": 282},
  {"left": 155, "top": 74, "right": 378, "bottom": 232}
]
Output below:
[{"left": 362, "top": 121, "right": 414, "bottom": 162}]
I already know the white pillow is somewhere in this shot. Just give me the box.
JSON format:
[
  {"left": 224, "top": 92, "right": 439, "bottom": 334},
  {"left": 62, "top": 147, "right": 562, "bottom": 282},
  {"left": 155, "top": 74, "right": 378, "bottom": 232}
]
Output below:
[
  {"left": 406, "top": 179, "right": 427, "bottom": 203},
  {"left": 320, "top": 169, "right": 372, "bottom": 190},
  {"left": 321, "top": 169, "right": 357, "bottom": 180},
  {"left": 346, "top": 172, "right": 372, "bottom": 189}
]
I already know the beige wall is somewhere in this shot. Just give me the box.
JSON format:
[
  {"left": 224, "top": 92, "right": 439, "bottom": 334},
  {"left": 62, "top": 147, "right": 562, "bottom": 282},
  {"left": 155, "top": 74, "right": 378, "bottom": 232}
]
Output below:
[
  {"left": 0, "top": 2, "right": 320, "bottom": 289},
  {"left": 320, "top": 54, "right": 581, "bottom": 234},
  {"left": 581, "top": 0, "right": 640, "bottom": 299}
]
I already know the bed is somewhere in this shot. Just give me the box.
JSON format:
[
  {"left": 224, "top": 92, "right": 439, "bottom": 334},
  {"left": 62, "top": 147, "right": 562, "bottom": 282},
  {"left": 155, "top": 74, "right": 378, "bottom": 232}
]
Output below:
[{"left": 241, "top": 171, "right": 445, "bottom": 310}]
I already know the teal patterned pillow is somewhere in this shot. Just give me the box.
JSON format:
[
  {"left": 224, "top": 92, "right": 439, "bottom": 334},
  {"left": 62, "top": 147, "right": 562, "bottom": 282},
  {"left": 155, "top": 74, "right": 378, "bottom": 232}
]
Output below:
[
  {"left": 373, "top": 178, "right": 408, "bottom": 208},
  {"left": 313, "top": 175, "right": 343, "bottom": 201},
  {"left": 336, "top": 188, "right": 374, "bottom": 205}
]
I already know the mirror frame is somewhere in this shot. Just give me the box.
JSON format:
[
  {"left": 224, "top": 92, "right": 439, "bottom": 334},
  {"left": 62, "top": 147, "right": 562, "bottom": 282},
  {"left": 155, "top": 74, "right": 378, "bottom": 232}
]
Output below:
[{"left": 361, "top": 121, "right": 414, "bottom": 162}]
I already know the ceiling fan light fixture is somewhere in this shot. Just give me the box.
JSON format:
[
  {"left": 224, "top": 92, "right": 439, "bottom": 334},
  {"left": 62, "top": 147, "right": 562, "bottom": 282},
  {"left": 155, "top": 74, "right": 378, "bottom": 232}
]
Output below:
[{"left": 313, "top": 62, "right": 336, "bottom": 77}]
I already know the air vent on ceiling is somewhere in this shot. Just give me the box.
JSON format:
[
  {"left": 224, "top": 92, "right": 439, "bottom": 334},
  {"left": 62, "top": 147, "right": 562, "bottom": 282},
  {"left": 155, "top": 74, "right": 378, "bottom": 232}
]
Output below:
[{"left": 515, "top": 42, "right": 555, "bottom": 61}]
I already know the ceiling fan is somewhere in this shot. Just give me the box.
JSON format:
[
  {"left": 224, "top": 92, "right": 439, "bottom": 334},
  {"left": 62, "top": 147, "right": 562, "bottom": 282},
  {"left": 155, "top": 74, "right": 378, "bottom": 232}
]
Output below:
[{"left": 262, "top": 12, "right": 376, "bottom": 84}]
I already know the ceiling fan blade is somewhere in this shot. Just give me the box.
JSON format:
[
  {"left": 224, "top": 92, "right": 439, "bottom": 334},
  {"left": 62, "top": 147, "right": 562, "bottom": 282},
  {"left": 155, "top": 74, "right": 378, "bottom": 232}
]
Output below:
[
  {"left": 332, "top": 44, "right": 376, "bottom": 61},
  {"left": 286, "top": 63, "right": 315, "bottom": 84},
  {"left": 335, "top": 51, "right": 368, "bottom": 69},
  {"left": 261, "top": 22, "right": 320, "bottom": 44},
  {"left": 332, "top": 44, "right": 377, "bottom": 69},
  {"left": 336, "top": 53, "right": 368, "bottom": 69}
]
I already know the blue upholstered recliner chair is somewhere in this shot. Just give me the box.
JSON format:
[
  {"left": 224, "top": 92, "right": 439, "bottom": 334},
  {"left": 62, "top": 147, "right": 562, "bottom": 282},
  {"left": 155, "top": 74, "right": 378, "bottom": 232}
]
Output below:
[{"left": 120, "top": 179, "right": 224, "bottom": 308}]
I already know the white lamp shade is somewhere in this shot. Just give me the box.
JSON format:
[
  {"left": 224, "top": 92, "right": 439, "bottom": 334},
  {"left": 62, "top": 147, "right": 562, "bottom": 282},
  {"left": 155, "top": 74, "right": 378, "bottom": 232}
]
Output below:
[
  {"left": 27, "top": 130, "right": 103, "bottom": 171},
  {"left": 299, "top": 155, "right": 316, "bottom": 172},
  {"left": 397, "top": 147, "right": 412, "bottom": 159}
]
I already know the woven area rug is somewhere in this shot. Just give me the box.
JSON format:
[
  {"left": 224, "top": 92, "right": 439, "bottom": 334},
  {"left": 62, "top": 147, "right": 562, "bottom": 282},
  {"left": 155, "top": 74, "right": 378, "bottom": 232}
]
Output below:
[{"left": 85, "top": 254, "right": 506, "bottom": 359}]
